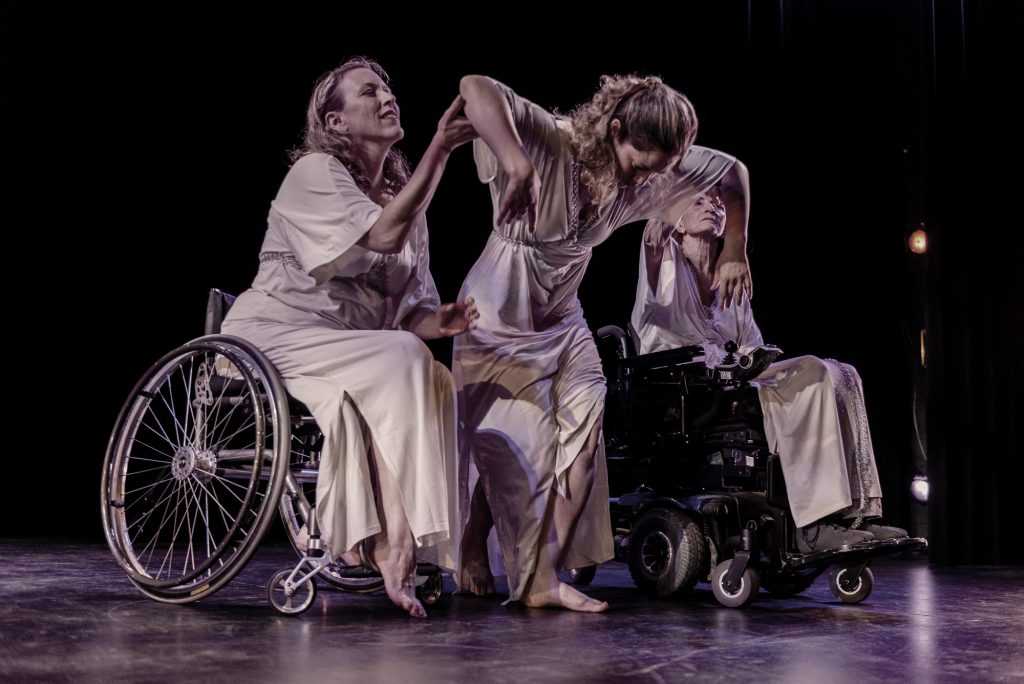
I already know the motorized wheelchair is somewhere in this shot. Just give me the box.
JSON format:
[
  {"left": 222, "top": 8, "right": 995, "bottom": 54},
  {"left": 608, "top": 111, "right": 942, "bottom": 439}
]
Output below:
[
  {"left": 100, "top": 289, "right": 445, "bottom": 615},
  {"left": 588, "top": 324, "right": 926, "bottom": 608}
]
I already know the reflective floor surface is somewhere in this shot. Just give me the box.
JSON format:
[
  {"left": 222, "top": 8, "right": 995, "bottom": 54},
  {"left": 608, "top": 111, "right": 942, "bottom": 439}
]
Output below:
[{"left": 2, "top": 541, "right": 1022, "bottom": 683}]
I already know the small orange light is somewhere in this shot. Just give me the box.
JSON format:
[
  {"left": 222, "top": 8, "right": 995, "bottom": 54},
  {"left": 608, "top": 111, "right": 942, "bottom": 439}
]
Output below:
[{"left": 908, "top": 228, "right": 927, "bottom": 254}]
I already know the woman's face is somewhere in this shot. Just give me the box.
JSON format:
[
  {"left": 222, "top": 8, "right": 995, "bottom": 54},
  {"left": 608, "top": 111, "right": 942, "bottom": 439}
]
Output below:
[
  {"left": 677, "top": 189, "right": 726, "bottom": 237},
  {"left": 329, "top": 67, "right": 404, "bottom": 145},
  {"left": 609, "top": 120, "right": 677, "bottom": 186}
]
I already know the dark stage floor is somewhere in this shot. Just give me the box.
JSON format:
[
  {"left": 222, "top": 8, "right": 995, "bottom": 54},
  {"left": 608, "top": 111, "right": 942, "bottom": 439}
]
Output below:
[{"left": 2, "top": 541, "right": 1022, "bottom": 683}]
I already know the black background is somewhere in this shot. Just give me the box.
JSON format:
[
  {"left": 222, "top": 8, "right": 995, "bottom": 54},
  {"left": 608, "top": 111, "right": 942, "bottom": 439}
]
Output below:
[{"left": 8, "top": 2, "right": 1020, "bottom": 562}]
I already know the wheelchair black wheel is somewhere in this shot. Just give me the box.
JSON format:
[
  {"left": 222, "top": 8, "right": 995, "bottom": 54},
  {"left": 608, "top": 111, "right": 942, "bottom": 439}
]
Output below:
[
  {"left": 278, "top": 483, "right": 386, "bottom": 594},
  {"left": 416, "top": 570, "right": 446, "bottom": 607},
  {"left": 101, "top": 336, "right": 290, "bottom": 603},
  {"left": 828, "top": 564, "right": 874, "bottom": 604},
  {"left": 569, "top": 565, "right": 597, "bottom": 586},
  {"left": 268, "top": 568, "right": 317, "bottom": 616},
  {"left": 711, "top": 558, "right": 760, "bottom": 608},
  {"left": 761, "top": 572, "right": 816, "bottom": 597},
  {"left": 628, "top": 508, "right": 706, "bottom": 597}
]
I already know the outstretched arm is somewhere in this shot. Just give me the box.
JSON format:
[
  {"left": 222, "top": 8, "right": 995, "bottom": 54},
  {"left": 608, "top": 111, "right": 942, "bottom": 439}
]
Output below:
[
  {"left": 360, "top": 95, "right": 477, "bottom": 253},
  {"left": 711, "top": 159, "right": 751, "bottom": 308},
  {"left": 459, "top": 75, "right": 541, "bottom": 230}
]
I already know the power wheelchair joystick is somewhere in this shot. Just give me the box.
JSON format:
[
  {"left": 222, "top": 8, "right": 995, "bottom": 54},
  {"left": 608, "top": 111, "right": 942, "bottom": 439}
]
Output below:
[
  {"left": 722, "top": 340, "right": 738, "bottom": 365},
  {"left": 714, "top": 340, "right": 783, "bottom": 386}
]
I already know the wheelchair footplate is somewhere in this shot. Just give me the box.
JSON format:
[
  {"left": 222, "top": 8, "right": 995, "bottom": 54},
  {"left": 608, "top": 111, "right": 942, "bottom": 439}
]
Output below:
[
  {"left": 767, "top": 536, "right": 928, "bottom": 605},
  {"left": 784, "top": 536, "right": 928, "bottom": 570},
  {"left": 267, "top": 541, "right": 446, "bottom": 616}
]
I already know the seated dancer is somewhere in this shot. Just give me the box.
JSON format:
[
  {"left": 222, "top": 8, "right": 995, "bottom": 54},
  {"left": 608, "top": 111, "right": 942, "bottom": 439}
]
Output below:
[
  {"left": 631, "top": 187, "right": 907, "bottom": 552},
  {"left": 222, "top": 58, "right": 478, "bottom": 617}
]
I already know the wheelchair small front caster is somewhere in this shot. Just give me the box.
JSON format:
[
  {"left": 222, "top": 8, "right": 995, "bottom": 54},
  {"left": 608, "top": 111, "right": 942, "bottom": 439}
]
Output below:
[
  {"left": 268, "top": 568, "right": 318, "bottom": 615},
  {"left": 416, "top": 571, "right": 445, "bottom": 606},
  {"left": 569, "top": 565, "right": 597, "bottom": 586},
  {"left": 828, "top": 564, "right": 874, "bottom": 604},
  {"left": 711, "top": 559, "right": 760, "bottom": 608}
]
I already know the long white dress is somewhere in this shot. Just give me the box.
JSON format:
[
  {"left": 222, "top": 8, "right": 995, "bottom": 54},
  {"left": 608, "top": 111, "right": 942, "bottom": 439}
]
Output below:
[
  {"left": 221, "top": 152, "right": 459, "bottom": 570},
  {"left": 453, "top": 81, "right": 735, "bottom": 599},
  {"left": 631, "top": 218, "right": 883, "bottom": 528}
]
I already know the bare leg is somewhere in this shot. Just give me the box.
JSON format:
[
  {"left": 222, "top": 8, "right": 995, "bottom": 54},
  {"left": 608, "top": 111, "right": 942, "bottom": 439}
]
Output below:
[
  {"left": 295, "top": 521, "right": 362, "bottom": 566},
  {"left": 457, "top": 480, "right": 496, "bottom": 595},
  {"left": 522, "top": 420, "right": 608, "bottom": 612},
  {"left": 364, "top": 441, "right": 426, "bottom": 618}
]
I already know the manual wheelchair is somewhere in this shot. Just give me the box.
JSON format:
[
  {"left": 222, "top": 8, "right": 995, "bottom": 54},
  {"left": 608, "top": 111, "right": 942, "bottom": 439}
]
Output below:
[
  {"left": 587, "top": 325, "right": 925, "bottom": 608},
  {"left": 100, "top": 289, "right": 445, "bottom": 615}
]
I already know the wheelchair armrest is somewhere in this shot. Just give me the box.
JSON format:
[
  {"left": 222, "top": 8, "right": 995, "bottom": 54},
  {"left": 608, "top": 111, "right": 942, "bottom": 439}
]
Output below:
[
  {"left": 596, "top": 324, "right": 626, "bottom": 341},
  {"left": 205, "top": 288, "right": 238, "bottom": 335},
  {"left": 713, "top": 343, "right": 783, "bottom": 383},
  {"left": 620, "top": 344, "right": 706, "bottom": 371},
  {"left": 596, "top": 325, "right": 635, "bottom": 360}
]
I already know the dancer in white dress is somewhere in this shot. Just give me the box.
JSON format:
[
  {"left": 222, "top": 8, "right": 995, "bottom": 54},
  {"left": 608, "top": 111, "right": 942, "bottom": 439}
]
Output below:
[
  {"left": 454, "top": 74, "right": 751, "bottom": 611},
  {"left": 631, "top": 188, "right": 907, "bottom": 551},
  {"left": 222, "top": 58, "right": 478, "bottom": 617}
]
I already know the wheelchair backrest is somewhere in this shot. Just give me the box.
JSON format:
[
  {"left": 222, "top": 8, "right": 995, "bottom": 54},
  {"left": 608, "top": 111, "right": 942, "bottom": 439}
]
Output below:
[{"left": 204, "top": 288, "right": 237, "bottom": 335}]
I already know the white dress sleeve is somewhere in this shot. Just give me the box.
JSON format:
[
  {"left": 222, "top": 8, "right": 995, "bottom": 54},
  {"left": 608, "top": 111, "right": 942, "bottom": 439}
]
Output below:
[
  {"left": 471, "top": 78, "right": 562, "bottom": 184},
  {"left": 646, "top": 145, "right": 737, "bottom": 224},
  {"left": 270, "top": 153, "right": 383, "bottom": 285}
]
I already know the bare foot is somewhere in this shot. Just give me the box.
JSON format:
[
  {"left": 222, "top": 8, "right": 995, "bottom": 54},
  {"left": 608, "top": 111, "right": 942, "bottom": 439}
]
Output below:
[
  {"left": 456, "top": 550, "right": 495, "bottom": 596},
  {"left": 522, "top": 581, "right": 608, "bottom": 612},
  {"left": 294, "top": 524, "right": 309, "bottom": 552},
  {"left": 381, "top": 574, "right": 427, "bottom": 618},
  {"left": 337, "top": 548, "right": 362, "bottom": 567},
  {"left": 458, "top": 483, "right": 496, "bottom": 596},
  {"left": 368, "top": 538, "right": 427, "bottom": 618}
]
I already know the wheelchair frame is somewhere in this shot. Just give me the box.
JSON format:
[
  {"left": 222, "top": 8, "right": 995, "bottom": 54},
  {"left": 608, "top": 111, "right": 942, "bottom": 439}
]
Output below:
[
  {"left": 593, "top": 325, "right": 926, "bottom": 607},
  {"left": 101, "top": 289, "right": 447, "bottom": 613}
]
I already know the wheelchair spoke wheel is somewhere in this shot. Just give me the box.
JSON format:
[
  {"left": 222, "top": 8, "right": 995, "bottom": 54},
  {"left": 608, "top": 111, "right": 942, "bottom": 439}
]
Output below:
[{"left": 102, "top": 336, "right": 290, "bottom": 602}]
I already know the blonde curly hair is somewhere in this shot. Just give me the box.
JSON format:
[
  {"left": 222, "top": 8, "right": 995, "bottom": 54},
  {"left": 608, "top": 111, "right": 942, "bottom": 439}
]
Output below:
[
  {"left": 567, "top": 74, "right": 697, "bottom": 207},
  {"left": 290, "top": 57, "right": 410, "bottom": 201}
]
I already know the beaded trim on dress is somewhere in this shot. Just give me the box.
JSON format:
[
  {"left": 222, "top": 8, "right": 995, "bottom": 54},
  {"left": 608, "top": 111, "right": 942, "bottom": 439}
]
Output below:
[
  {"left": 260, "top": 251, "right": 303, "bottom": 271},
  {"left": 490, "top": 157, "right": 597, "bottom": 250},
  {"left": 827, "top": 359, "right": 874, "bottom": 528}
]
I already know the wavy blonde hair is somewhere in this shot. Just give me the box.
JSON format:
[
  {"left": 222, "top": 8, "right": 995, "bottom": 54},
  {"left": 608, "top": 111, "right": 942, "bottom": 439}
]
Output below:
[
  {"left": 567, "top": 74, "right": 698, "bottom": 207},
  {"left": 289, "top": 57, "right": 410, "bottom": 200}
]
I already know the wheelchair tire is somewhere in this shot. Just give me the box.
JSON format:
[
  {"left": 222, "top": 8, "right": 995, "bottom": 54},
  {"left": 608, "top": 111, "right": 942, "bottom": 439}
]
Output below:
[
  {"left": 416, "top": 570, "right": 446, "bottom": 607},
  {"left": 101, "top": 336, "right": 290, "bottom": 603},
  {"left": 569, "top": 565, "right": 597, "bottom": 586},
  {"left": 828, "top": 564, "right": 874, "bottom": 604},
  {"left": 711, "top": 558, "right": 760, "bottom": 608},
  {"left": 628, "top": 508, "right": 706, "bottom": 597},
  {"left": 761, "top": 572, "right": 816, "bottom": 597},
  {"left": 268, "top": 568, "right": 317, "bottom": 616}
]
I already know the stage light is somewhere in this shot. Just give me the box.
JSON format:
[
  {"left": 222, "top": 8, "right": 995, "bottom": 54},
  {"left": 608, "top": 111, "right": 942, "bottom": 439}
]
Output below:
[
  {"left": 911, "top": 475, "right": 929, "bottom": 503},
  {"left": 909, "top": 228, "right": 928, "bottom": 254}
]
